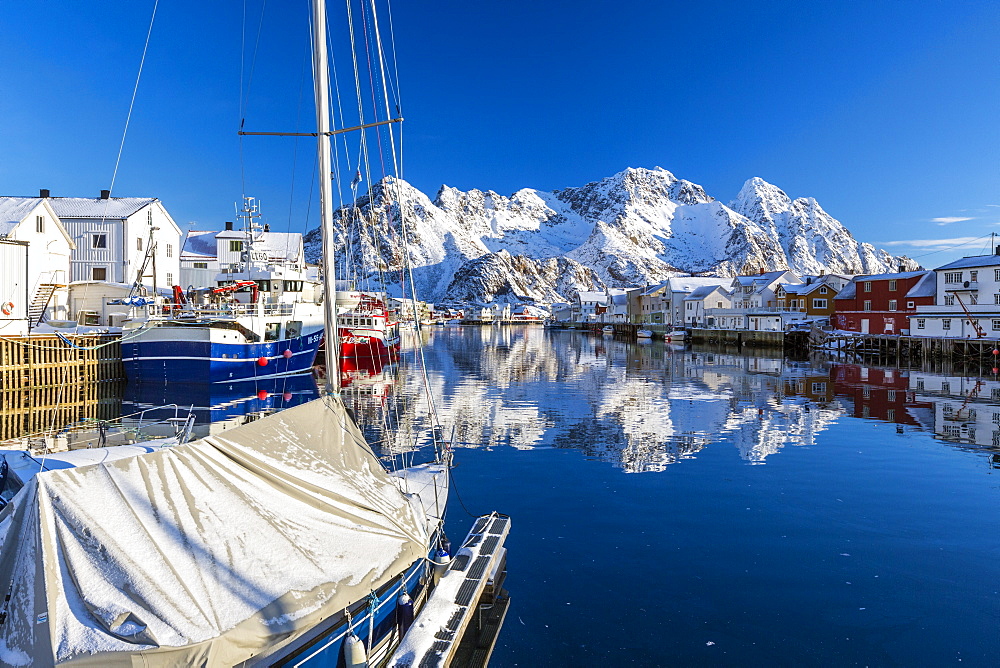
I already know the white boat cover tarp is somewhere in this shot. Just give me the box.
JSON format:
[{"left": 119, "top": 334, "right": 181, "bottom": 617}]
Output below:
[{"left": 0, "top": 397, "right": 429, "bottom": 667}]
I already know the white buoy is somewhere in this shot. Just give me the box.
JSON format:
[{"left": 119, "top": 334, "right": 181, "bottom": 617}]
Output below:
[
  {"left": 432, "top": 548, "right": 451, "bottom": 585},
  {"left": 343, "top": 633, "right": 368, "bottom": 668}
]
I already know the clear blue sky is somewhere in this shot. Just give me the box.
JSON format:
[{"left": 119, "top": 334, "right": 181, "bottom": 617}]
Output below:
[{"left": 1, "top": 1, "right": 997, "bottom": 268}]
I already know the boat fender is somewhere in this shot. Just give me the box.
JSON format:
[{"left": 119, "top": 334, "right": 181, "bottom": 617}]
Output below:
[
  {"left": 256, "top": 356, "right": 268, "bottom": 367},
  {"left": 283, "top": 348, "right": 293, "bottom": 358},
  {"left": 343, "top": 633, "right": 368, "bottom": 668},
  {"left": 432, "top": 548, "right": 451, "bottom": 585},
  {"left": 396, "top": 591, "right": 414, "bottom": 636}
]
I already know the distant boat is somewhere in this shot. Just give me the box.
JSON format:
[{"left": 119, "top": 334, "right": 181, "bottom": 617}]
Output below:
[
  {"left": 602, "top": 325, "right": 615, "bottom": 334},
  {"left": 336, "top": 290, "right": 400, "bottom": 359},
  {"left": 666, "top": 329, "right": 686, "bottom": 342},
  {"left": 637, "top": 328, "right": 653, "bottom": 339}
]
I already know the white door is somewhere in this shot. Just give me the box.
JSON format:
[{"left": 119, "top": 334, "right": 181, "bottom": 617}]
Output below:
[{"left": 861, "top": 318, "right": 869, "bottom": 334}]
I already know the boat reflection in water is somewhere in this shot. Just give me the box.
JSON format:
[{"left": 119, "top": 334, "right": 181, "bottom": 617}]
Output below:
[{"left": 121, "top": 372, "right": 320, "bottom": 440}]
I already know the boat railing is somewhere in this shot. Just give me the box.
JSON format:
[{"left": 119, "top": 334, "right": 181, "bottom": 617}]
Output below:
[
  {"left": 0, "top": 403, "right": 197, "bottom": 454},
  {"left": 144, "top": 302, "right": 298, "bottom": 320}
]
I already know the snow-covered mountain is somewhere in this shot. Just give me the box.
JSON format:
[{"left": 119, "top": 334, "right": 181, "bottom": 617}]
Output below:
[{"left": 304, "top": 167, "right": 913, "bottom": 304}]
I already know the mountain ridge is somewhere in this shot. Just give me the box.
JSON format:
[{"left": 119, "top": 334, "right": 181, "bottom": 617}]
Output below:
[{"left": 304, "top": 167, "right": 914, "bottom": 304}]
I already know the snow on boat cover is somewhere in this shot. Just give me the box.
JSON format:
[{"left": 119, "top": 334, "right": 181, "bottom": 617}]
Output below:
[{"left": 0, "top": 397, "right": 429, "bottom": 666}]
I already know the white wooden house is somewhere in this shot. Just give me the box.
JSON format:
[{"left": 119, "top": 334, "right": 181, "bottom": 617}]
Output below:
[
  {"left": 575, "top": 291, "right": 607, "bottom": 321},
  {"left": 0, "top": 196, "right": 75, "bottom": 332},
  {"left": 684, "top": 285, "right": 731, "bottom": 327},
  {"left": 729, "top": 270, "right": 801, "bottom": 309},
  {"left": 663, "top": 277, "right": 730, "bottom": 325},
  {"left": 910, "top": 253, "right": 1000, "bottom": 338},
  {"left": 46, "top": 191, "right": 181, "bottom": 289}
]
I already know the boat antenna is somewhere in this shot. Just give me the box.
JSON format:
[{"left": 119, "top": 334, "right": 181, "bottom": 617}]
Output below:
[{"left": 312, "top": 0, "right": 340, "bottom": 395}]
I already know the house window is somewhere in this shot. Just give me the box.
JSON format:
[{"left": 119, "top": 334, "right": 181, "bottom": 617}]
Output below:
[
  {"left": 717, "top": 301, "right": 723, "bottom": 308},
  {"left": 92, "top": 234, "right": 107, "bottom": 249},
  {"left": 812, "top": 298, "right": 827, "bottom": 309},
  {"left": 907, "top": 301, "right": 914, "bottom": 308},
  {"left": 863, "top": 300, "right": 872, "bottom": 311},
  {"left": 944, "top": 296, "right": 955, "bottom": 306},
  {"left": 811, "top": 382, "right": 826, "bottom": 394},
  {"left": 166, "top": 244, "right": 173, "bottom": 258},
  {"left": 888, "top": 389, "right": 897, "bottom": 402},
  {"left": 147, "top": 209, "right": 153, "bottom": 225},
  {"left": 944, "top": 272, "right": 962, "bottom": 283},
  {"left": 942, "top": 318, "right": 951, "bottom": 330},
  {"left": 995, "top": 294, "right": 1000, "bottom": 305},
  {"left": 230, "top": 240, "right": 243, "bottom": 252},
  {"left": 970, "top": 293, "right": 978, "bottom": 305},
  {"left": 993, "top": 319, "right": 1000, "bottom": 331},
  {"left": 166, "top": 272, "right": 173, "bottom": 285},
  {"left": 888, "top": 300, "right": 897, "bottom": 311},
  {"left": 887, "top": 409, "right": 895, "bottom": 422},
  {"left": 193, "top": 262, "right": 208, "bottom": 269},
  {"left": 917, "top": 318, "right": 926, "bottom": 329},
  {"left": 942, "top": 382, "right": 951, "bottom": 393},
  {"left": 970, "top": 271, "right": 978, "bottom": 281},
  {"left": 889, "top": 280, "right": 897, "bottom": 291},
  {"left": 995, "top": 269, "right": 1000, "bottom": 282},
  {"left": 863, "top": 281, "right": 872, "bottom": 292},
  {"left": 36, "top": 215, "right": 44, "bottom": 233},
  {"left": 863, "top": 385, "right": 871, "bottom": 398},
  {"left": 92, "top": 267, "right": 107, "bottom": 281}
]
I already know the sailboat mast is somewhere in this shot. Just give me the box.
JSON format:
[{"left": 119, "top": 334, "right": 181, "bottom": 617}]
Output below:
[{"left": 311, "top": 0, "right": 339, "bottom": 394}]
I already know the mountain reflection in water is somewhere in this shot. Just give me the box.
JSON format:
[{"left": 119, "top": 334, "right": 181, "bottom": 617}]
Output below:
[{"left": 346, "top": 326, "right": 1000, "bottom": 472}]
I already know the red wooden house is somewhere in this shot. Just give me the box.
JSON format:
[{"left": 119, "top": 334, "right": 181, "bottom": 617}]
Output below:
[{"left": 833, "top": 271, "right": 935, "bottom": 334}]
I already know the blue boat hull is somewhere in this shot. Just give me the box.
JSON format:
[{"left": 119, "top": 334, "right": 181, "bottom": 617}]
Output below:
[
  {"left": 123, "top": 330, "right": 324, "bottom": 383},
  {"left": 270, "top": 553, "right": 430, "bottom": 666}
]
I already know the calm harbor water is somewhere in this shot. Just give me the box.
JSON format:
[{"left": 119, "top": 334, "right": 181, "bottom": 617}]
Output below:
[
  {"left": 8, "top": 326, "right": 999, "bottom": 665},
  {"left": 376, "top": 327, "right": 999, "bottom": 666}
]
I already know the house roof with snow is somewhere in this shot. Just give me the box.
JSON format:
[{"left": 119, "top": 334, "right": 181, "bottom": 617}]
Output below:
[
  {"left": 640, "top": 281, "right": 669, "bottom": 296},
  {"left": 835, "top": 283, "right": 857, "bottom": 300},
  {"left": 577, "top": 291, "right": 607, "bottom": 304},
  {"left": 47, "top": 197, "right": 158, "bottom": 219},
  {"left": 668, "top": 276, "right": 728, "bottom": 293},
  {"left": 0, "top": 197, "right": 75, "bottom": 247},
  {"left": 684, "top": 285, "right": 729, "bottom": 301},
  {"left": 0, "top": 197, "right": 43, "bottom": 236},
  {"left": 933, "top": 255, "right": 1000, "bottom": 271},
  {"left": 182, "top": 230, "right": 303, "bottom": 263},
  {"left": 181, "top": 230, "right": 218, "bottom": 260},
  {"left": 905, "top": 271, "right": 937, "bottom": 298}
]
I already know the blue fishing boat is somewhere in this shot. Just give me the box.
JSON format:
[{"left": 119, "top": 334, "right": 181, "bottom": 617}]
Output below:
[{"left": 120, "top": 199, "right": 325, "bottom": 384}]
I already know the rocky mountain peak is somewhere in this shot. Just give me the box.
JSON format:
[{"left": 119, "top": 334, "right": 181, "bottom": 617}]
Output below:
[{"left": 308, "top": 168, "right": 912, "bottom": 305}]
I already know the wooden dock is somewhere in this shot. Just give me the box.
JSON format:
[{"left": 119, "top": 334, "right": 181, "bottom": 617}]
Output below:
[
  {"left": 0, "top": 334, "right": 125, "bottom": 441},
  {"left": 818, "top": 332, "right": 1000, "bottom": 370}
]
